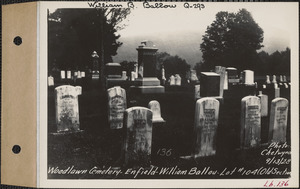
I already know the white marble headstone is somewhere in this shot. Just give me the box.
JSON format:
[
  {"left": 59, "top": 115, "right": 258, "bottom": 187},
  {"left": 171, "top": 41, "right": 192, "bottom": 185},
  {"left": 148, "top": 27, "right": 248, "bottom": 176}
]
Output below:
[
  {"left": 269, "top": 98, "right": 289, "bottom": 143},
  {"left": 60, "top": 70, "right": 65, "bottom": 79},
  {"left": 107, "top": 86, "right": 127, "bottom": 129},
  {"left": 190, "top": 70, "right": 199, "bottom": 81},
  {"left": 241, "top": 70, "right": 254, "bottom": 85},
  {"left": 67, "top": 70, "right": 72, "bottom": 79},
  {"left": 175, "top": 74, "right": 181, "bottom": 86},
  {"left": 194, "top": 97, "right": 220, "bottom": 157},
  {"left": 55, "top": 85, "right": 82, "bottom": 133},
  {"left": 240, "top": 96, "right": 261, "bottom": 148},
  {"left": 123, "top": 107, "right": 153, "bottom": 167},
  {"left": 148, "top": 100, "right": 165, "bottom": 123}
]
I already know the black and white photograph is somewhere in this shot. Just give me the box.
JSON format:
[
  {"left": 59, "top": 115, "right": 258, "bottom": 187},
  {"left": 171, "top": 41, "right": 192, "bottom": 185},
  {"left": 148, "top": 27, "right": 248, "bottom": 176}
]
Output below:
[{"left": 41, "top": 1, "right": 298, "bottom": 187}]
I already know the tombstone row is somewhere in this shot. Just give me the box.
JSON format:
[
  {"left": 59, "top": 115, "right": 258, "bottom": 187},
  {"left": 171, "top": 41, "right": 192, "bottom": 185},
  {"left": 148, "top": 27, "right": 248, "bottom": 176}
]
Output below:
[{"left": 53, "top": 85, "right": 289, "bottom": 167}]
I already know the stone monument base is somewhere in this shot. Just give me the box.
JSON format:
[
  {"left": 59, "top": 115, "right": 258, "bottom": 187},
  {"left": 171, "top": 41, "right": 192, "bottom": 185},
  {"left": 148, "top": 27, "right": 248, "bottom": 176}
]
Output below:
[{"left": 130, "top": 85, "right": 165, "bottom": 94}]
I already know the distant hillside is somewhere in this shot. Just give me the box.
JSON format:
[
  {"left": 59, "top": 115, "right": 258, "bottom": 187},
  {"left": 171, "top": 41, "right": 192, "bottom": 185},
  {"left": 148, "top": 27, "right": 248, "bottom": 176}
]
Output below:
[
  {"left": 112, "top": 31, "right": 203, "bottom": 67},
  {"left": 113, "top": 31, "right": 290, "bottom": 68}
]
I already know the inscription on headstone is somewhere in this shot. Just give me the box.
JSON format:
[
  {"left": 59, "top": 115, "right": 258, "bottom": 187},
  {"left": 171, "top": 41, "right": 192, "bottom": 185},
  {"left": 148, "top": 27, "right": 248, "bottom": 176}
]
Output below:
[
  {"left": 55, "top": 85, "right": 81, "bottom": 132},
  {"left": 107, "top": 86, "right": 127, "bottom": 129},
  {"left": 194, "top": 97, "right": 219, "bottom": 157},
  {"left": 124, "top": 107, "right": 153, "bottom": 167},
  {"left": 269, "top": 98, "right": 289, "bottom": 143},
  {"left": 240, "top": 96, "right": 261, "bottom": 148}
]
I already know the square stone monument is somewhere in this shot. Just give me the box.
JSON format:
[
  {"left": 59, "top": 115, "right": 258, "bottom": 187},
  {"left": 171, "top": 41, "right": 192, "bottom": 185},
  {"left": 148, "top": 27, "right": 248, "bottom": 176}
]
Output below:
[{"left": 130, "top": 41, "right": 165, "bottom": 94}]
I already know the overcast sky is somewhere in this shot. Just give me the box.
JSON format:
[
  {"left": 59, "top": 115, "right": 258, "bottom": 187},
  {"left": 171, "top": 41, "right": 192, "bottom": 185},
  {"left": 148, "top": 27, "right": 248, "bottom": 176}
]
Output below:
[
  {"left": 48, "top": 2, "right": 298, "bottom": 64},
  {"left": 117, "top": 2, "right": 295, "bottom": 51}
]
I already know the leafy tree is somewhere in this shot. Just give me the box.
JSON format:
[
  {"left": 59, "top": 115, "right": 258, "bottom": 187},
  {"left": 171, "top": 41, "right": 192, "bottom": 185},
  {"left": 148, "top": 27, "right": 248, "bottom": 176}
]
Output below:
[
  {"left": 256, "top": 48, "right": 290, "bottom": 76},
  {"left": 48, "top": 8, "right": 131, "bottom": 72},
  {"left": 200, "top": 9, "right": 264, "bottom": 71},
  {"left": 156, "top": 52, "right": 191, "bottom": 79},
  {"left": 193, "top": 61, "right": 204, "bottom": 78}
]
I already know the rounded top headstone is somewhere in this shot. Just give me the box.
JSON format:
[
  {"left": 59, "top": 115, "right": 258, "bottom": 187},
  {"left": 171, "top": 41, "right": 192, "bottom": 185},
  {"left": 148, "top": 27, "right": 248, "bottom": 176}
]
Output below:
[{"left": 91, "top": 51, "right": 99, "bottom": 58}]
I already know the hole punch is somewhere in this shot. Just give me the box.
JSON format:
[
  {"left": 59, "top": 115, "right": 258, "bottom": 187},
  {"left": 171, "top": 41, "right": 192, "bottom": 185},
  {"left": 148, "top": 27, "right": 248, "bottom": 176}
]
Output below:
[
  {"left": 13, "top": 36, "right": 22, "bottom": 46},
  {"left": 12, "top": 145, "right": 21, "bottom": 154}
]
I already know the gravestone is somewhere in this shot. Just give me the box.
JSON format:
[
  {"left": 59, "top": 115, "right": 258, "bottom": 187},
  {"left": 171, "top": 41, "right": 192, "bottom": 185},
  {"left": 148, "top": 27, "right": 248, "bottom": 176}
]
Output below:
[
  {"left": 148, "top": 100, "right": 165, "bottom": 123},
  {"left": 258, "top": 91, "right": 268, "bottom": 117},
  {"left": 161, "top": 66, "right": 166, "bottom": 85},
  {"left": 77, "top": 71, "right": 81, "bottom": 79},
  {"left": 122, "top": 71, "right": 128, "bottom": 80},
  {"left": 123, "top": 107, "right": 153, "bottom": 167},
  {"left": 214, "top": 66, "right": 226, "bottom": 96},
  {"left": 74, "top": 71, "right": 78, "bottom": 77},
  {"left": 194, "top": 97, "right": 220, "bottom": 157},
  {"left": 272, "top": 75, "right": 277, "bottom": 84},
  {"left": 190, "top": 70, "right": 199, "bottom": 82},
  {"left": 134, "top": 63, "right": 138, "bottom": 79},
  {"left": 55, "top": 85, "right": 82, "bottom": 133},
  {"left": 241, "top": 70, "right": 254, "bottom": 85},
  {"left": 169, "top": 75, "right": 175, "bottom": 85},
  {"left": 107, "top": 86, "right": 127, "bottom": 129},
  {"left": 106, "top": 63, "right": 122, "bottom": 78},
  {"left": 194, "top": 84, "right": 201, "bottom": 100},
  {"left": 81, "top": 71, "right": 85, "bottom": 78},
  {"left": 175, "top": 74, "right": 181, "bottom": 86},
  {"left": 226, "top": 67, "right": 239, "bottom": 84},
  {"left": 67, "top": 70, "right": 71, "bottom": 79},
  {"left": 240, "top": 96, "right": 261, "bottom": 148},
  {"left": 268, "top": 98, "right": 288, "bottom": 143},
  {"left": 131, "top": 41, "right": 165, "bottom": 94},
  {"left": 265, "top": 75, "right": 271, "bottom": 84},
  {"left": 223, "top": 71, "right": 228, "bottom": 90},
  {"left": 48, "top": 76, "right": 54, "bottom": 86},
  {"left": 131, "top": 71, "right": 136, "bottom": 81},
  {"left": 60, "top": 70, "right": 65, "bottom": 79},
  {"left": 200, "top": 72, "right": 220, "bottom": 97}
]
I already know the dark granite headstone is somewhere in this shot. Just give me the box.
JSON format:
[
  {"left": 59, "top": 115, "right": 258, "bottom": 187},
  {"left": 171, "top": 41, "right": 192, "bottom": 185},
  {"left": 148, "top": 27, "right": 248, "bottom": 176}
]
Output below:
[
  {"left": 200, "top": 72, "right": 220, "bottom": 97},
  {"left": 148, "top": 100, "right": 165, "bottom": 123}
]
